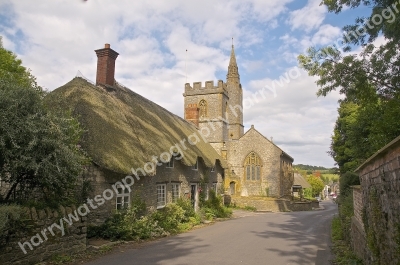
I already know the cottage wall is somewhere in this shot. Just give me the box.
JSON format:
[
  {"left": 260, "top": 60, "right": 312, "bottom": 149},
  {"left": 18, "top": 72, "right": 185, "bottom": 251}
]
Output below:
[{"left": 85, "top": 159, "right": 224, "bottom": 226}]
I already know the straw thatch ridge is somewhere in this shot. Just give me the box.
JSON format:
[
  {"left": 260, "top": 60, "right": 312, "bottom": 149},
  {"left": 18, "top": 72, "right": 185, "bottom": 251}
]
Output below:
[{"left": 46, "top": 77, "right": 226, "bottom": 175}]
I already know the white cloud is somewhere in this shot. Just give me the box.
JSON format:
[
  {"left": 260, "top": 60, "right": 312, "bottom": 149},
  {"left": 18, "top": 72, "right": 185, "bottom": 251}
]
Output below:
[
  {"left": 0, "top": 0, "right": 344, "bottom": 167},
  {"left": 311, "top": 24, "right": 342, "bottom": 46},
  {"left": 287, "top": 0, "right": 327, "bottom": 32},
  {"left": 244, "top": 69, "right": 340, "bottom": 166}
]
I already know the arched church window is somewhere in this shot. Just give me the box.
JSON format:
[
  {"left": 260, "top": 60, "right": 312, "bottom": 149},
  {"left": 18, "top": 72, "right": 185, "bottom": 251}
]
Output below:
[
  {"left": 244, "top": 152, "right": 261, "bottom": 181},
  {"left": 199, "top": 100, "right": 207, "bottom": 118}
]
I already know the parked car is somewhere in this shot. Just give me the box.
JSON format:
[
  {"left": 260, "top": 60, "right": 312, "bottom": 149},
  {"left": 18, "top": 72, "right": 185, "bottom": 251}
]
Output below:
[
  {"left": 332, "top": 194, "right": 337, "bottom": 199},
  {"left": 315, "top": 196, "right": 321, "bottom": 202}
]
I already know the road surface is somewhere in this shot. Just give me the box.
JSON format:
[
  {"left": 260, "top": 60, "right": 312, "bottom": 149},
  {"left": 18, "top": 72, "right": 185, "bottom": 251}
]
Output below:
[{"left": 85, "top": 200, "right": 337, "bottom": 265}]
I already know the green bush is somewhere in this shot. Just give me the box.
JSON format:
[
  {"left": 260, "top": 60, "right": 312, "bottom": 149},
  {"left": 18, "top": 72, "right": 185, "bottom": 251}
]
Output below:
[
  {"left": 88, "top": 197, "right": 167, "bottom": 241},
  {"left": 151, "top": 203, "right": 185, "bottom": 233},
  {"left": 202, "top": 190, "right": 232, "bottom": 218},
  {"left": 0, "top": 204, "right": 26, "bottom": 248},
  {"left": 176, "top": 198, "right": 197, "bottom": 222}
]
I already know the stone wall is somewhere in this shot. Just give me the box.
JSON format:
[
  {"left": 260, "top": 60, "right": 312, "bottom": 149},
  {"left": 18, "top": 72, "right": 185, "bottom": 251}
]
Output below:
[
  {"left": 353, "top": 135, "right": 400, "bottom": 265},
  {"left": 352, "top": 186, "right": 363, "bottom": 226},
  {"left": 229, "top": 196, "right": 315, "bottom": 212},
  {"left": 85, "top": 158, "right": 224, "bottom": 226},
  {"left": 0, "top": 206, "right": 86, "bottom": 265},
  {"left": 226, "top": 126, "right": 293, "bottom": 197}
]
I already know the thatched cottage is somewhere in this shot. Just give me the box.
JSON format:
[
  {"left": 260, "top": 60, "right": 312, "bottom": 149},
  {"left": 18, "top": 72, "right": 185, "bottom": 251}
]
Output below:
[{"left": 47, "top": 44, "right": 226, "bottom": 225}]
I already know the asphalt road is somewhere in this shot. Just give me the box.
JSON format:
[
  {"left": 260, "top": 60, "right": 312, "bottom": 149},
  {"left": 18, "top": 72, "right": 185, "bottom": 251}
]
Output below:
[{"left": 85, "top": 200, "right": 338, "bottom": 265}]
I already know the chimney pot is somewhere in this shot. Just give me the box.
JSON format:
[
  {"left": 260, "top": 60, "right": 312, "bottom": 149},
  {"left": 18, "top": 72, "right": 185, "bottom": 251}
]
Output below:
[{"left": 105, "top": 43, "right": 110, "bottom": 48}]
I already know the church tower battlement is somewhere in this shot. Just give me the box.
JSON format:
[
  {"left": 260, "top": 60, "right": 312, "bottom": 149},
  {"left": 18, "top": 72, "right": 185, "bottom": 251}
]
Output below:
[
  {"left": 183, "top": 80, "right": 228, "bottom": 97},
  {"left": 183, "top": 44, "right": 244, "bottom": 155}
]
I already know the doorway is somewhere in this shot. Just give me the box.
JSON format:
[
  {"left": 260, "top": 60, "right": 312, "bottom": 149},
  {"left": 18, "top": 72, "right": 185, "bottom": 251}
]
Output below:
[
  {"left": 230, "top": 181, "right": 236, "bottom": 195},
  {"left": 190, "top": 184, "right": 198, "bottom": 210}
]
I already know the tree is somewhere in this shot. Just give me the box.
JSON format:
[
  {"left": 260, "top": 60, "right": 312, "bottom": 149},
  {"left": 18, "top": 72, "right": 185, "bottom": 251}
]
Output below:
[
  {"left": 0, "top": 38, "right": 88, "bottom": 204},
  {"left": 298, "top": 1, "right": 400, "bottom": 174},
  {"left": 0, "top": 37, "right": 37, "bottom": 88},
  {"left": 330, "top": 97, "right": 400, "bottom": 174},
  {"left": 306, "top": 175, "right": 325, "bottom": 197},
  {"left": 298, "top": 1, "right": 400, "bottom": 100}
]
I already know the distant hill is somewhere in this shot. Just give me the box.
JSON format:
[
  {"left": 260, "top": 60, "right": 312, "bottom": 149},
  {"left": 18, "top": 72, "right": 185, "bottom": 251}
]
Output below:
[{"left": 294, "top": 164, "right": 339, "bottom": 174}]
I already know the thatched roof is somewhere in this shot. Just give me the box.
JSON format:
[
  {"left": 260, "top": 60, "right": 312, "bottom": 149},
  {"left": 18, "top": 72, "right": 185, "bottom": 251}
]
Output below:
[
  {"left": 46, "top": 77, "right": 226, "bottom": 175},
  {"left": 293, "top": 173, "right": 311, "bottom": 188}
]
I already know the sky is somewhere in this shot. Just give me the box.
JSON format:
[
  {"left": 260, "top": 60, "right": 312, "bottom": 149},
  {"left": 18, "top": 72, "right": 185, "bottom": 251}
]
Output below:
[{"left": 0, "top": 0, "right": 372, "bottom": 167}]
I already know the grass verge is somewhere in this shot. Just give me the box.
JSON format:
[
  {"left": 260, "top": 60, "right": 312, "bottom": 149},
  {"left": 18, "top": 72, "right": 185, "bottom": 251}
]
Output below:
[{"left": 331, "top": 216, "right": 363, "bottom": 265}]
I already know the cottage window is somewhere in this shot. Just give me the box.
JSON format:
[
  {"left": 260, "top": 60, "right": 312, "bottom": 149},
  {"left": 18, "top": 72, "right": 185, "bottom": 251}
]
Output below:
[
  {"left": 199, "top": 100, "right": 207, "bottom": 118},
  {"left": 157, "top": 184, "right": 166, "bottom": 209},
  {"left": 211, "top": 166, "right": 215, "bottom": 172},
  {"left": 166, "top": 158, "right": 174, "bottom": 168},
  {"left": 171, "top": 183, "right": 180, "bottom": 202},
  {"left": 244, "top": 152, "right": 262, "bottom": 181},
  {"left": 116, "top": 185, "right": 130, "bottom": 210}
]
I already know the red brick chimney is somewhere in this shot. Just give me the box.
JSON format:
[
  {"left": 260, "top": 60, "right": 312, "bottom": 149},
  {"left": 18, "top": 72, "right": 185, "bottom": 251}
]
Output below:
[
  {"left": 185, "top": 104, "right": 199, "bottom": 127},
  {"left": 95, "top": 43, "right": 119, "bottom": 86}
]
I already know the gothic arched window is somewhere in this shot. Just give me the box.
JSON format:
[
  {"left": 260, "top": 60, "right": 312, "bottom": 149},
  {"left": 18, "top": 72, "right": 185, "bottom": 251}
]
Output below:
[
  {"left": 199, "top": 100, "right": 207, "bottom": 118},
  {"left": 244, "top": 152, "right": 261, "bottom": 181}
]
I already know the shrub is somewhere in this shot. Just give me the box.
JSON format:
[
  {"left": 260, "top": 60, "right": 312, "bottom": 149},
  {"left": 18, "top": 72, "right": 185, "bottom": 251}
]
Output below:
[
  {"left": 202, "top": 190, "right": 232, "bottom": 218},
  {"left": 88, "top": 197, "right": 167, "bottom": 241},
  {"left": 0, "top": 204, "right": 26, "bottom": 248},
  {"left": 151, "top": 203, "right": 185, "bottom": 233},
  {"left": 176, "top": 197, "right": 197, "bottom": 222}
]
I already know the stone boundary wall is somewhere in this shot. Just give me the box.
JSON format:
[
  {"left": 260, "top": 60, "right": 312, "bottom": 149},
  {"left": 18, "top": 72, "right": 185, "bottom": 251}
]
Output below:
[
  {"left": 351, "top": 216, "right": 369, "bottom": 262},
  {"left": 0, "top": 206, "right": 86, "bottom": 265},
  {"left": 228, "top": 196, "right": 317, "bottom": 212},
  {"left": 352, "top": 186, "right": 363, "bottom": 226},
  {"left": 353, "top": 135, "right": 400, "bottom": 265}
]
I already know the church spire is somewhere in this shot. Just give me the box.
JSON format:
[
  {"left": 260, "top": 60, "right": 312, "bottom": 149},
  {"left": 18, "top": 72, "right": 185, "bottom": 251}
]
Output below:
[{"left": 226, "top": 44, "right": 240, "bottom": 84}]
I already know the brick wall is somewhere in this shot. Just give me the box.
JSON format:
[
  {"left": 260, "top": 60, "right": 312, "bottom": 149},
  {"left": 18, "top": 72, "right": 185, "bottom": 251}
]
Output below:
[{"left": 184, "top": 104, "right": 199, "bottom": 127}]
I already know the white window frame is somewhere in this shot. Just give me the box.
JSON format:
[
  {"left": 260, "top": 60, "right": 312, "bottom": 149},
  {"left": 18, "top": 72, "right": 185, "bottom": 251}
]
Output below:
[
  {"left": 166, "top": 158, "right": 174, "bottom": 168},
  {"left": 193, "top": 158, "right": 198, "bottom": 170},
  {"left": 157, "top": 184, "right": 167, "bottom": 209},
  {"left": 116, "top": 185, "right": 131, "bottom": 210},
  {"left": 171, "top": 183, "right": 180, "bottom": 203},
  {"left": 205, "top": 185, "right": 209, "bottom": 200}
]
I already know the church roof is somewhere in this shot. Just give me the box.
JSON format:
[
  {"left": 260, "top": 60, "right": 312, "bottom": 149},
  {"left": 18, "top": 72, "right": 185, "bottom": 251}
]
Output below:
[
  {"left": 241, "top": 125, "right": 294, "bottom": 161},
  {"left": 45, "top": 77, "right": 226, "bottom": 175}
]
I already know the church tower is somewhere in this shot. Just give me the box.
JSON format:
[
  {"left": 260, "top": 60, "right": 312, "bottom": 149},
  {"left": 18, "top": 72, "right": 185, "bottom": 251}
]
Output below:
[
  {"left": 183, "top": 44, "right": 244, "bottom": 156},
  {"left": 226, "top": 45, "right": 244, "bottom": 140}
]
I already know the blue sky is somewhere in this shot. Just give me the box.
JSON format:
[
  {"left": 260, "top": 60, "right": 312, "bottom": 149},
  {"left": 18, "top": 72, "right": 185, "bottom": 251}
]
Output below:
[{"left": 0, "top": 0, "right": 375, "bottom": 167}]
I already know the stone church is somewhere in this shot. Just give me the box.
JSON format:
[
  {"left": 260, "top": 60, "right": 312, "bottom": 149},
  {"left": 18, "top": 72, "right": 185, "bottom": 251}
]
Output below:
[{"left": 183, "top": 45, "right": 294, "bottom": 197}]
